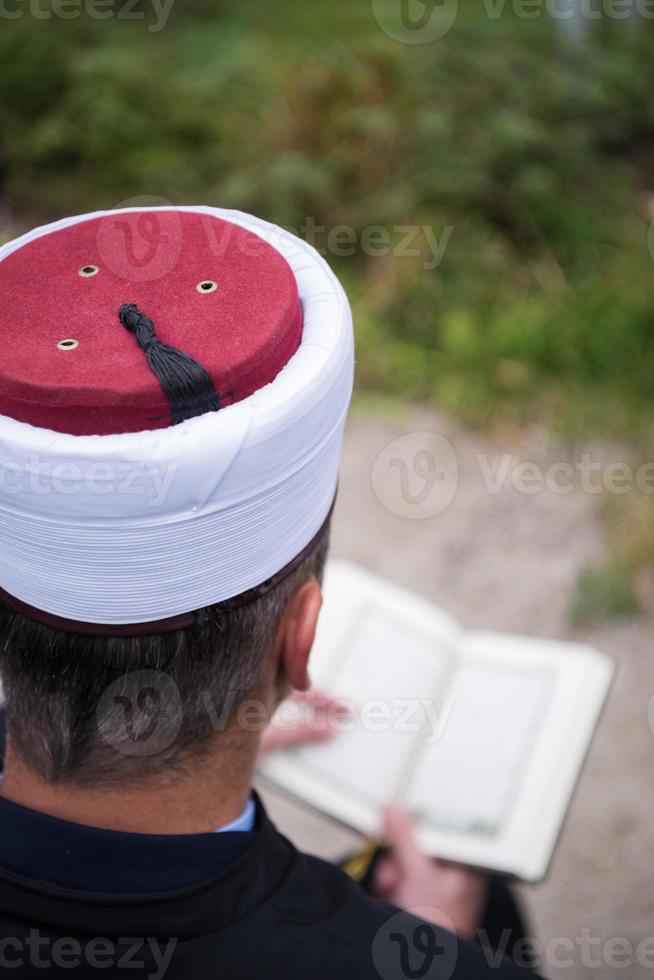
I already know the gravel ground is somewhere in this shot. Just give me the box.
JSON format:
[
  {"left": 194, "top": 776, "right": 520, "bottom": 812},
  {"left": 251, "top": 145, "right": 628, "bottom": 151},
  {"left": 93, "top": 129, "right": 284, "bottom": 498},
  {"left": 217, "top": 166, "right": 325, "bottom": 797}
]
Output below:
[{"left": 259, "top": 407, "right": 654, "bottom": 980}]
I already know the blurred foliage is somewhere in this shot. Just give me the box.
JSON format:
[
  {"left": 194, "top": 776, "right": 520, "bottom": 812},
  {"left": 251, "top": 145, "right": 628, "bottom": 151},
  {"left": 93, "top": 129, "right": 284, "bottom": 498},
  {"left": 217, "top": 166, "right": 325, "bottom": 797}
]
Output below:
[
  {"left": 569, "top": 562, "right": 640, "bottom": 626},
  {"left": 1, "top": 1, "right": 654, "bottom": 617},
  {"left": 571, "top": 460, "right": 654, "bottom": 624},
  {"left": 0, "top": 2, "right": 653, "bottom": 439}
]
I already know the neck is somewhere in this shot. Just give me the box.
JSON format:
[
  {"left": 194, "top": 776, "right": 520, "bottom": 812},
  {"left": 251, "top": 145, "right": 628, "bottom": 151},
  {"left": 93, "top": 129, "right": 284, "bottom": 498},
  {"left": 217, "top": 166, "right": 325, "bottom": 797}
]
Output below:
[{"left": 0, "top": 733, "right": 259, "bottom": 835}]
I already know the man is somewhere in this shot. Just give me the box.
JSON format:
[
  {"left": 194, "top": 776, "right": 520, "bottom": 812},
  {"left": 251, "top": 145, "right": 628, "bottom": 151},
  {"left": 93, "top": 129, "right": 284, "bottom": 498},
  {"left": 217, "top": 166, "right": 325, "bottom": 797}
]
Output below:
[{"left": 0, "top": 206, "right": 535, "bottom": 978}]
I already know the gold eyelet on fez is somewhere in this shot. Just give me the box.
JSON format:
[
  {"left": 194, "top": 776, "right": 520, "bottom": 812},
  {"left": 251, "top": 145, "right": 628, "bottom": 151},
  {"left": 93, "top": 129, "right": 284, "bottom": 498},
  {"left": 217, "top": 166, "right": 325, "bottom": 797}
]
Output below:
[
  {"left": 78, "top": 265, "right": 99, "bottom": 278},
  {"left": 57, "top": 339, "right": 79, "bottom": 351},
  {"left": 196, "top": 280, "right": 218, "bottom": 294}
]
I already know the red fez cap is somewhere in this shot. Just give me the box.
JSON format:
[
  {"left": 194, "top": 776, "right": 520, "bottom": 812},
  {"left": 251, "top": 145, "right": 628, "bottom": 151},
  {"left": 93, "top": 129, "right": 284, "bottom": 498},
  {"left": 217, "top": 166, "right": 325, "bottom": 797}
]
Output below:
[
  {"left": 0, "top": 206, "right": 353, "bottom": 630},
  {"left": 0, "top": 210, "right": 302, "bottom": 435}
]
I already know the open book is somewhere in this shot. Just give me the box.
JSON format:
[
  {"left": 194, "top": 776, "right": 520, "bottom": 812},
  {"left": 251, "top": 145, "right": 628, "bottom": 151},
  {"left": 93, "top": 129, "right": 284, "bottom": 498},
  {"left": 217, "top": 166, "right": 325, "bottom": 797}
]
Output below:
[{"left": 259, "top": 561, "right": 614, "bottom": 882}]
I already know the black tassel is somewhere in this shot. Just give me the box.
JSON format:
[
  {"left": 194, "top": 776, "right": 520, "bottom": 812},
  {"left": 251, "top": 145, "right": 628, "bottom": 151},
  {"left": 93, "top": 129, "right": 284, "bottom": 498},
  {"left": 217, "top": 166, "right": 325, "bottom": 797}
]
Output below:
[{"left": 119, "top": 303, "right": 221, "bottom": 425}]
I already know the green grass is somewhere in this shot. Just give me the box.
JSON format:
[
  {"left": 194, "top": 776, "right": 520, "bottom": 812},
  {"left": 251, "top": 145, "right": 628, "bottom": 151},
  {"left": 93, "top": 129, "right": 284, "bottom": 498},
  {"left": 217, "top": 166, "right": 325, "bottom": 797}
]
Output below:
[
  {"left": 571, "top": 468, "right": 654, "bottom": 624},
  {"left": 569, "top": 563, "right": 641, "bottom": 627}
]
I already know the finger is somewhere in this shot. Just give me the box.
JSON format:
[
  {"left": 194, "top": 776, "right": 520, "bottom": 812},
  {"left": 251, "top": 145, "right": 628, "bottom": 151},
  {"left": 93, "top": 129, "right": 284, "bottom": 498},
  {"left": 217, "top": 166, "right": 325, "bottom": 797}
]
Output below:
[
  {"left": 278, "top": 721, "right": 336, "bottom": 747},
  {"left": 433, "top": 859, "right": 488, "bottom": 886},
  {"left": 261, "top": 721, "right": 335, "bottom": 754},
  {"left": 371, "top": 855, "right": 400, "bottom": 897},
  {"left": 382, "top": 803, "right": 425, "bottom": 877},
  {"left": 293, "top": 689, "right": 350, "bottom": 715}
]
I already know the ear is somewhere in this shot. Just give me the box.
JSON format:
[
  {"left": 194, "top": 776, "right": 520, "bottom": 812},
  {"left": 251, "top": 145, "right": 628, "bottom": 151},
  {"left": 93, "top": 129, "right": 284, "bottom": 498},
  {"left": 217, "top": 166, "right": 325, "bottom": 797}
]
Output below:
[{"left": 277, "top": 578, "right": 323, "bottom": 693}]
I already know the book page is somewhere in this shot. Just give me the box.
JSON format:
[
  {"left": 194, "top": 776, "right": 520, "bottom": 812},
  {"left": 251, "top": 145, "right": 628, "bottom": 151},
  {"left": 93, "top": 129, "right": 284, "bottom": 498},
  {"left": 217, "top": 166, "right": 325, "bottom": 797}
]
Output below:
[
  {"left": 405, "top": 662, "right": 553, "bottom": 837},
  {"left": 280, "top": 605, "right": 455, "bottom": 806},
  {"left": 261, "top": 564, "right": 613, "bottom": 878}
]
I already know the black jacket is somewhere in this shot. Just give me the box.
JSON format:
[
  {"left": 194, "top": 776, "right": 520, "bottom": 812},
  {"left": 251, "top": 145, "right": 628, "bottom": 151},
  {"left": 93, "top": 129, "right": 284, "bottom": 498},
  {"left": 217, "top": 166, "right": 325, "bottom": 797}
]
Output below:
[{"left": 0, "top": 796, "right": 540, "bottom": 980}]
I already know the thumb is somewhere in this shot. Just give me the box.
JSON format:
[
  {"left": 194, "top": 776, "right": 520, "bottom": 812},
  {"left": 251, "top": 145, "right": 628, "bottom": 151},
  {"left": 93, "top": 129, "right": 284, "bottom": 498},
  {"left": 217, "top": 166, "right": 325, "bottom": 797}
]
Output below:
[{"left": 383, "top": 803, "right": 425, "bottom": 878}]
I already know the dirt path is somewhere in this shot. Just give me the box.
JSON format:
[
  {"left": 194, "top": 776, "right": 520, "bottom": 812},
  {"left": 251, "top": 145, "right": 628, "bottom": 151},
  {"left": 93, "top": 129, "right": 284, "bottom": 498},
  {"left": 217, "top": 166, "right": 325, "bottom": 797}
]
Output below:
[{"left": 261, "top": 407, "right": 654, "bottom": 979}]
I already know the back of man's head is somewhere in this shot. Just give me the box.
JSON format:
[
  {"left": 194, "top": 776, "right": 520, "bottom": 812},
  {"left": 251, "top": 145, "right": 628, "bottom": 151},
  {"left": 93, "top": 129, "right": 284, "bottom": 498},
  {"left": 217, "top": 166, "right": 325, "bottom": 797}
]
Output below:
[
  {"left": 0, "top": 517, "right": 330, "bottom": 786},
  {"left": 0, "top": 207, "right": 352, "bottom": 794}
]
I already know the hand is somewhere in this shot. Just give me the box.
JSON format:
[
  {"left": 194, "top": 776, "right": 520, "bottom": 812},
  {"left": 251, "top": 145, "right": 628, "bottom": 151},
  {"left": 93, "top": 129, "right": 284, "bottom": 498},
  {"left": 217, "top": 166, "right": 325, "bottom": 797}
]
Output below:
[
  {"left": 259, "top": 689, "right": 348, "bottom": 757},
  {"left": 372, "top": 804, "right": 489, "bottom": 942}
]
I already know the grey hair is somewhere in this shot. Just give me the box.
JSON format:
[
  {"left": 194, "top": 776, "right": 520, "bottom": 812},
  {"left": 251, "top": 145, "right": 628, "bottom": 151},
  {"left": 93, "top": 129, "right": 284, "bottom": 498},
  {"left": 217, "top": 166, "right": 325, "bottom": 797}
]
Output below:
[{"left": 0, "top": 520, "right": 330, "bottom": 786}]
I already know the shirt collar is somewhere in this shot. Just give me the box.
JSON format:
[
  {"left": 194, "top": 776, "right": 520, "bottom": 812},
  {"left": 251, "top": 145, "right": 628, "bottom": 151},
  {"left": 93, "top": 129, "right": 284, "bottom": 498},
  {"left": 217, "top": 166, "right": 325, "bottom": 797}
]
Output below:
[
  {"left": 0, "top": 791, "right": 258, "bottom": 894},
  {"left": 216, "top": 797, "right": 256, "bottom": 833}
]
